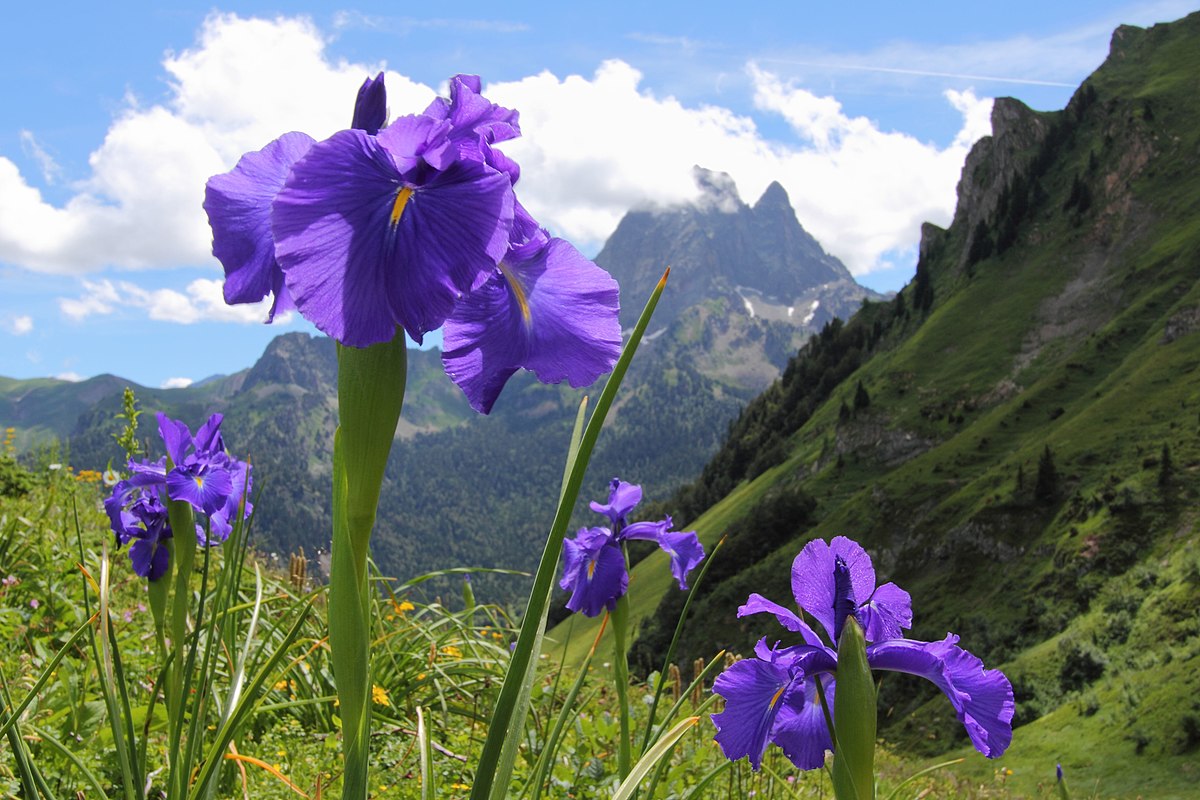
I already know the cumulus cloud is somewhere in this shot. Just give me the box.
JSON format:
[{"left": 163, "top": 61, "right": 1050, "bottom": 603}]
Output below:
[
  {"left": 0, "top": 13, "right": 434, "bottom": 276},
  {"left": 161, "top": 377, "right": 194, "bottom": 389},
  {"left": 55, "top": 371, "right": 83, "bottom": 382},
  {"left": 0, "top": 12, "right": 993, "bottom": 282},
  {"left": 6, "top": 315, "right": 32, "bottom": 335},
  {"left": 59, "top": 277, "right": 287, "bottom": 324},
  {"left": 488, "top": 62, "right": 991, "bottom": 274}
]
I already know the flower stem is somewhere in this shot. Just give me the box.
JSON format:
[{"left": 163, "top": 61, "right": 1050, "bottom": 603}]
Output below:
[
  {"left": 611, "top": 590, "right": 633, "bottom": 781},
  {"left": 329, "top": 330, "right": 407, "bottom": 800}
]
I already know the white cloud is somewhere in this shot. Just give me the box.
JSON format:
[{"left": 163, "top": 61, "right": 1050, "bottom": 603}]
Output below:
[
  {"left": 6, "top": 315, "right": 32, "bottom": 335},
  {"left": 488, "top": 62, "right": 991, "bottom": 275},
  {"left": 58, "top": 277, "right": 289, "bottom": 324},
  {"left": 161, "top": 377, "right": 194, "bottom": 389},
  {"left": 0, "top": 13, "right": 993, "bottom": 282},
  {"left": 0, "top": 13, "right": 435, "bottom": 276},
  {"left": 55, "top": 371, "right": 83, "bottom": 382}
]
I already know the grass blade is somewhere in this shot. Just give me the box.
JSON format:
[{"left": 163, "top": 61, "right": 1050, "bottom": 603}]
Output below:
[
  {"left": 471, "top": 269, "right": 669, "bottom": 800},
  {"left": 612, "top": 716, "right": 700, "bottom": 800}
]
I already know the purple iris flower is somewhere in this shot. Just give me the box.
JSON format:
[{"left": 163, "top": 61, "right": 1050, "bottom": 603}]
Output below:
[
  {"left": 206, "top": 73, "right": 622, "bottom": 414},
  {"left": 559, "top": 479, "right": 705, "bottom": 617},
  {"left": 710, "top": 536, "right": 1013, "bottom": 771},
  {"left": 104, "top": 412, "right": 252, "bottom": 579}
]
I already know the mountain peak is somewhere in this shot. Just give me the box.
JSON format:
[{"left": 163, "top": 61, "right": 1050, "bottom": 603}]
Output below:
[
  {"left": 690, "top": 166, "right": 743, "bottom": 213},
  {"left": 753, "top": 181, "right": 791, "bottom": 212}
]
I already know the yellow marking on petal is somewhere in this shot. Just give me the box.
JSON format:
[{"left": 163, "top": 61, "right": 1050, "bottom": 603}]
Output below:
[
  {"left": 769, "top": 686, "right": 786, "bottom": 709},
  {"left": 194, "top": 476, "right": 204, "bottom": 488},
  {"left": 499, "top": 263, "right": 533, "bottom": 326},
  {"left": 390, "top": 186, "right": 414, "bottom": 227},
  {"left": 587, "top": 558, "right": 597, "bottom": 581}
]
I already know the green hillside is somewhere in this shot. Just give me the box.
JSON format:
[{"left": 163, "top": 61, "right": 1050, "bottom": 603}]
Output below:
[{"left": 550, "top": 13, "right": 1200, "bottom": 797}]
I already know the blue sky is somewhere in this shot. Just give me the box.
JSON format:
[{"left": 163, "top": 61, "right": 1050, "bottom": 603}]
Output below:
[{"left": 1, "top": 1, "right": 1194, "bottom": 388}]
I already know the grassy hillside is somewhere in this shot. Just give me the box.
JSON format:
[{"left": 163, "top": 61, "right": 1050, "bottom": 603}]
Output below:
[{"left": 549, "top": 12, "right": 1200, "bottom": 797}]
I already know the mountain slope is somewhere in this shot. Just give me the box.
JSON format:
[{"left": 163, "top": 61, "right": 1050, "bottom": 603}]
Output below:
[{"left": 551, "top": 13, "right": 1200, "bottom": 797}]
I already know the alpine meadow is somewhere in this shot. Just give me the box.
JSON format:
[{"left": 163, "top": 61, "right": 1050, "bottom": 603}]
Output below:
[{"left": 3, "top": 9, "right": 1200, "bottom": 800}]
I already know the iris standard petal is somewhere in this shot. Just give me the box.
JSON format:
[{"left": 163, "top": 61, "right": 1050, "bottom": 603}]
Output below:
[
  {"left": 352, "top": 72, "right": 388, "bottom": 135},
  {"left": 193, "top": 413, "right": 225, "bottom": 455},
  {"left": 274, "top": 123, "right": 513, "bottom": 345},
  {"left": 792, "top": 536, "right": 884, "bottom": 642},
  {"left": 771, "top": 677, "right": 836, "bottom": 770},
  {"left": 157, "top": 413, "right": 193, "bottom": 466},
  {"left": 711, "top": 657, "right": 802, "bottom": 771},
  {"left": 857, "top": 581, "right": 913, "bottom": 642},
  {"left": 441, "top": 235, "right": 620, "bottom": 413},
  {"left": 588, "top": 478, "right": 643, "bottom": 526},
  {"left": 421, "top": 74, "right": 520, "bottom": 169},
  {"left": 205, "top": 131, "right": 315, "bottom": 320},
  {"left": 867, "top": 636, "right": 1014, "bottom": 758}
]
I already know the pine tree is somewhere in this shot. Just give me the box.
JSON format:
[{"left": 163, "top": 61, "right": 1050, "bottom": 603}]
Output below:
[
  {"left": 913, "top": 259, "right": 934, "bottom": 311},
  {"left": 1158, "top": 442, "right": 1173, "bottom": 488},
  {"left": 1035, "top": 445, "right": 1059, "bottom": 503},
  {"left": 838, "top": 400, "right": 851, "bottom": 423},
  {"left": 854, "top": 380, "right": 871, "bottom": 412}
]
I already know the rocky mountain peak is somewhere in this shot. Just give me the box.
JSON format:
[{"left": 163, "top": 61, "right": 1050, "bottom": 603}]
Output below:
[
  {"left": 753, "top": 181, "right": 792, "bottom": 214},
  {"left": 691, "top": 166, "right": 744, "bottom": 213},
  {"left": 241, "top": 332, "right": 337, "bottom": 395}
]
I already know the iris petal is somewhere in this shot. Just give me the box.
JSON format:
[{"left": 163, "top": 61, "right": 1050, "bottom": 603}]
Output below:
[
  {"left": 857, "top": 581, "right": 913, "bottom": 642},
  {"left": 204, "top": 132, "right": 315, "bottom": 319},
  {"left": 560, "top": 528, "right": 627, "bottom": 618},
  {"left": 867, "top": 636, "right": 1014, "bottom": 758},
  {"left": 739, "top": 594, "right": 826, "bottom": 647},
  {"left": 772, "top": 677, "right": 836, "bottom": 770},
  {"left": 711, "top": 658, "right": 802, "bottom": 771},
  {"left": 442, "top": 236, "right": 619, "bottom": 413}
]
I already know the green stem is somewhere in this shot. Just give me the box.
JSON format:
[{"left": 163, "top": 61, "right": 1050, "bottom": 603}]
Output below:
[
  {"left": 165, "top": 497, "right": 197, "bottom": 797},
  {"left": 329, "top": 330, "right": 407, "bottom": 800},
  {"left": 612, "top": 590, "right": 633, "bottom": 781}
]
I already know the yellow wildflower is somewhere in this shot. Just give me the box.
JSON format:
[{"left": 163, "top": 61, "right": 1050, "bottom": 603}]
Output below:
[
  {"left": 371, "top": 684, "right": 390, "bottom": 706},
  {"left": 441, "top": 645, "right": 463, "bottom": 659}
]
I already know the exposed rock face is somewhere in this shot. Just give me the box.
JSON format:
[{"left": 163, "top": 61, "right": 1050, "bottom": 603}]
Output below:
[
  {"left": 240, "top": 332, "right": 337, "bottom": 397},
  {"left": 952, "top": 97, "right": 1049, "bottom": 267},
  {"left": 596, "top": 166, "right": 880, "bottom": 329}
]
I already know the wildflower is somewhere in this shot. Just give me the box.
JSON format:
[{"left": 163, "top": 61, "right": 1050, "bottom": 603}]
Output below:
[
  {"left": 397, "top": 600, "right": 415, "bottom": 613},
  {"left": 102, "top": 468, "right": 120, "bottom": 486},
  {"left": 104, "top": 412, "right": 252, "bottom": 579},
  {"left": 371, "top": 685, "right": 391, "bottom": 706},
  {"left": 441, "top": 645, "right": 463, "bottom": 659},
  {"left": 710, "top": 536, "right": 1013, "bottom": 771},
  {"left": 560, "top": 478, "right": 704, "bottom": 617},
  {"left": 29, "top": 598, "right": 39, "bottom": 609},
  {"left": 206, "top": 73, "right": 620, "bottom": 413}
]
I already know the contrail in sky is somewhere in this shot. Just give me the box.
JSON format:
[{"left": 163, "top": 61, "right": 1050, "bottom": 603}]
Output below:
[{"left": 761, "top": 59, "right": 1077, "bottom": 87}]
